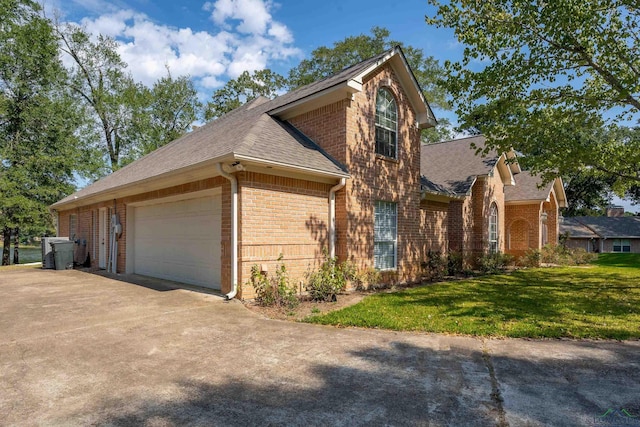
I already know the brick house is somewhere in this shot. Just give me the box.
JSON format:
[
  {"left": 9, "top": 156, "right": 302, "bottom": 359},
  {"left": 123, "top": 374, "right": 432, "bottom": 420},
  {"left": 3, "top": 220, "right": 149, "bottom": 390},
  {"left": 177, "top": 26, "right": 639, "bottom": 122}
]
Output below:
[
  {"left": 420, "top": 136, "right": 567, "bottom": 264},
  {"left": 51, "top": 47, "right": 437, "bottom": 299},
  {"left": 561, "top": 216, "right": 640, "bottom": 253}
]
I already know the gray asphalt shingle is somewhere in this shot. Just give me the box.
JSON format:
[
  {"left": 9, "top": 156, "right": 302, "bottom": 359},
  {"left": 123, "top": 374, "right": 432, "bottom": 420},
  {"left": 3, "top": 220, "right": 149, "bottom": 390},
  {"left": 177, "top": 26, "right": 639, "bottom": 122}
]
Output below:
[{"left": 420, "top": 136, "right": 499, "bottom": 196}]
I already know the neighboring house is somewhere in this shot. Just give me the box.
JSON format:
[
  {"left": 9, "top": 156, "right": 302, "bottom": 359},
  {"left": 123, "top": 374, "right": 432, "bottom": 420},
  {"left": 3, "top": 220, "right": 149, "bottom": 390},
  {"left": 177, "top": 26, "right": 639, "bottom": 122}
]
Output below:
[
  {"left": 561, "top": 216, "right": 640, "bottom": 253},
  {"left": 52, "top": 47, "right": 437, "bottom": 299},
  {"left": 420, "top": 136, "right": 566, "bottom": 264},
  {"left": 504, "top": 170, "right": 567, "bottom": 258}
]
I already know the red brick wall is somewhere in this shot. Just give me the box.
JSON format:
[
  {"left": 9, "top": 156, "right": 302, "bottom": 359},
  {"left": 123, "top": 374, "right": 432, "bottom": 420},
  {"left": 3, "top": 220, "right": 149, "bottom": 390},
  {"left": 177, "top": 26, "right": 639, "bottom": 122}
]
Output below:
[
  {"left": 291, "top": 63, "right": 425, "bottom": 284},
  {"left": 237, "top": 172, "right": 332, "bottom": 299},
  {"left": 505, "top": 202, "right": 542, "bottom": 258},
  {"left": 447, "top": 174, "right": 505, "bottom": 265},
  {"left": 420, "top": 200, "right": 448, "bottom": 253}
]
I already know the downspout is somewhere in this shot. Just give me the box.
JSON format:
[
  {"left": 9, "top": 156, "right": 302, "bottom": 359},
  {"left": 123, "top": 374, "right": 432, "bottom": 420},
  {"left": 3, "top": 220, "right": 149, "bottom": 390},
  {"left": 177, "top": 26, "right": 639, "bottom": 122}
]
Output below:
[
  {"left": 329, "top": 178, "right": 347, "bottom": 258},
  {"left": 217, "top": 163, "right": 238, "bottom": 300}
]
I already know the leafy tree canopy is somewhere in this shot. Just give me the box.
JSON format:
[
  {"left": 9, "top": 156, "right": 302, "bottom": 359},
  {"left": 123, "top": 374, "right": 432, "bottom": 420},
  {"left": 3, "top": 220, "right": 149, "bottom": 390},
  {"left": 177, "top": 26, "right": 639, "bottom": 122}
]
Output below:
[
  {"left": 204, "top": 69, "right": 286, "bottom": 121},
  {"left": 0, "top": 0, "right": 100, "bottom": 263},
  {"left": 428, "top": 0, "right": 640, "bottom": 192}
]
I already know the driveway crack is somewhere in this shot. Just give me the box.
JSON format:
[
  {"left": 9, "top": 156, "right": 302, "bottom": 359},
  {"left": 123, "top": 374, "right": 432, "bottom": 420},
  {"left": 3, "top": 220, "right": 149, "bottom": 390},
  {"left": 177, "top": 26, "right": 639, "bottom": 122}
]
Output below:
[{"left": 482, "top": 339, "right": 508, "bottom": 427}]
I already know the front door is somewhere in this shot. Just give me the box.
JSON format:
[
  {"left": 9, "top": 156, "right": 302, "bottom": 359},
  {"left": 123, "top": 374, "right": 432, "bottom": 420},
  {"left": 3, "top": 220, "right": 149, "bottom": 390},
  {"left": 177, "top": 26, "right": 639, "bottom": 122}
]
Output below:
[{"left": 99, "top": 208, "right": 107, "bottom": 269}]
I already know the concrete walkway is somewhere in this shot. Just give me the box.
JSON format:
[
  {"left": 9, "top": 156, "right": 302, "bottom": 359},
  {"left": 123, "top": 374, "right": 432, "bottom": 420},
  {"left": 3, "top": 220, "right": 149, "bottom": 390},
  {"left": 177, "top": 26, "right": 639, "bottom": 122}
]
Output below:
[{"left": 0, "top": 268, "right": 638, "bottom": 426}]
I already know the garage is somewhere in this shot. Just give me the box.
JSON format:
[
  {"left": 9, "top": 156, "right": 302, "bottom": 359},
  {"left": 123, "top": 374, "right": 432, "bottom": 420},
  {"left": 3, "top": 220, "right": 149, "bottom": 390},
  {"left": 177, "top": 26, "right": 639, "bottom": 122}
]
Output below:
[{"left": 129, "top": 191, "right": 222, "bottom": 289}]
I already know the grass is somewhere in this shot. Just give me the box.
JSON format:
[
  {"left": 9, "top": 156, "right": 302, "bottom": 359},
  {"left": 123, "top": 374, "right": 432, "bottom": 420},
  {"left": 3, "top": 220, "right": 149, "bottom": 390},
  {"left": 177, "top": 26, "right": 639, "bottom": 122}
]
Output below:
[{"left": 305, "top": 253, "right": 640, "bottom": 340}]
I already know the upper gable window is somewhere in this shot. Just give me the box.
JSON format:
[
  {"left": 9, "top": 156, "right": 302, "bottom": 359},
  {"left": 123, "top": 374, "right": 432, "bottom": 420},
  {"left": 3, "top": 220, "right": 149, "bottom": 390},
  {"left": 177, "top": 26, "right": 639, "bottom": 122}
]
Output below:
[{"left": 375, "top": 88, "right": 397, "bottom": 159}]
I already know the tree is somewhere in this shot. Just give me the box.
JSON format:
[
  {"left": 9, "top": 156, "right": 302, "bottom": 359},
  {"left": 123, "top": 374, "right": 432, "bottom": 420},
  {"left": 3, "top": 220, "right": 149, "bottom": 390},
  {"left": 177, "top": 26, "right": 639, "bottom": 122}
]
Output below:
[
  {"left": 427, "top": 0, "right": 640, "bottom": 191},
  {"left": 204, "top": 69, "right": 286, "bottom": 121},
  {"left": 562, "top": 170, "right": 615, "bottom": 217},
  {"left": 122, "top": 70, "right": 201, "bottom": 164},
  {"left": 58, "top": 24, "right": 140, "bottom": 171},
  {"left": 0, "top": 0, "right": 98, "bottom": 264}
]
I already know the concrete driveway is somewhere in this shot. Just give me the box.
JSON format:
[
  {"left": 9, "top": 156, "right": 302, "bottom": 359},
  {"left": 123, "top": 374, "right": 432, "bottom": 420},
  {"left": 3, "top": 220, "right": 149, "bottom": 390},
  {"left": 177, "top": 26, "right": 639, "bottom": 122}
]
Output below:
[{"left": 1, "top": 268, "right": 639, "bottom": 426}]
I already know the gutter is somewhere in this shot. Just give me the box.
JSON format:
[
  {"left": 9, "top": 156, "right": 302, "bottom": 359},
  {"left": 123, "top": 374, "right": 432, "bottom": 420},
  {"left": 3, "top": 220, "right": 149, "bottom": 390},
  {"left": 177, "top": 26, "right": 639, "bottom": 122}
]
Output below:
[
  {"left": 216, "top": 163, "right": 239, "bottom": 300},
  {"left": 329, "top": 178, "right": 346, "bottom": 258}
]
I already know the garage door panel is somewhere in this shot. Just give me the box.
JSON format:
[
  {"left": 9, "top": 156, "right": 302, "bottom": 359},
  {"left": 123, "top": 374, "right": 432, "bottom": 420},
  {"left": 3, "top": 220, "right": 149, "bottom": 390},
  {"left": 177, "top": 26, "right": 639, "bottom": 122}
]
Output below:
[{"left": 133, "top": 195, "right": 221, "bottom": 289}]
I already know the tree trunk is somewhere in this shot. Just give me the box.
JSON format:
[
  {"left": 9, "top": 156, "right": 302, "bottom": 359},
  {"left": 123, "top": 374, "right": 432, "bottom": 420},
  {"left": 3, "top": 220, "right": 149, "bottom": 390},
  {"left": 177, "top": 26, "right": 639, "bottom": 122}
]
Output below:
[
  {"left": 13, "top": 227, "right": 19, "bottom": 265},
  {"left": 2, "top": 227, "right": 11, "bottom": 266}
]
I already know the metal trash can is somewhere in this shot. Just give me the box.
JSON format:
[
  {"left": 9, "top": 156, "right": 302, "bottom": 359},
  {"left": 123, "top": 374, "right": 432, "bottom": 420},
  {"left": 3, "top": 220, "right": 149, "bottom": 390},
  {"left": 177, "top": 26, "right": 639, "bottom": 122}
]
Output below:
[{"left": 50, "top": 241, "right": 75, "bottom": 270}]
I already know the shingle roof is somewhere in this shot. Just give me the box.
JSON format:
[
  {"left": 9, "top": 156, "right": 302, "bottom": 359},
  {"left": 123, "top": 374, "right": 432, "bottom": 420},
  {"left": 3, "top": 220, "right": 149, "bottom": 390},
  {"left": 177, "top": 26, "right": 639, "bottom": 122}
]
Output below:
[
  {"left": 53, "top": 92, "right": 349, "bottom": 208},
  {"left": 53, "top": 47, "right": 434, "bottom": 210},
  {"left": 420, "top": 135, "right": 499, "bottom": 195},
  {"left": 505, "top": 170, "right": 554, "bottom": 202},
  {"left": 560, "top": 217, "right": 600, "bottom": 238},
  {"left": 267, "top": 50, "right": 390, "bottom": 112},
  {"left": 563, "top": 216, "right": 640, "bottom": 239}
]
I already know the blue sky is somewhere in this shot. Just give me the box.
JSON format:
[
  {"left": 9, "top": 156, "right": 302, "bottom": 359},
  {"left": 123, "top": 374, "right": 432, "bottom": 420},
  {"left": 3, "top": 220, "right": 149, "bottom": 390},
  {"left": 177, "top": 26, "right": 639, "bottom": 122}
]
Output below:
[{"left": 53, "top": 0, "right": 460, "bottom": 96}]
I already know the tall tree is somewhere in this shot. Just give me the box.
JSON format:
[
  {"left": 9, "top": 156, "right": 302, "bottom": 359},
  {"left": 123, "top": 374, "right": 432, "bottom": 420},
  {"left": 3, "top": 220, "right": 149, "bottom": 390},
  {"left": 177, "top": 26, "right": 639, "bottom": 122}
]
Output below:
[
  {"left": 561, "top": 170, "right": 616, "bottom": 217},
  {"left": 428, "top": 0, "right": 640, "bottom": 191},
  {"left": 58, "top": 24, "right": 139, "bottom": 171},
  {"left": 204, "top": 69, "right": 286, "bottom": 121},
  {"left": 0, "top": 0, "right": 97, "bottom": 264},
  {"left": 122, "top": 71, "right": 201, "bottom": 164}
]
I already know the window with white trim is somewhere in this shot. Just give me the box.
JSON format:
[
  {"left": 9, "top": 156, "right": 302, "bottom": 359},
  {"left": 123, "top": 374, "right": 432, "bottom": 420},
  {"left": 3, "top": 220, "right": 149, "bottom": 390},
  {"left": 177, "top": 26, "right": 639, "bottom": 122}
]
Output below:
[
  {"left": 374, "top": 201, "right": 397, "bottom": 270},
  {"left": 375, "top": 88, "right": 398, "bottom": 159},
  {"left": 613, "top": 239, "right": 631, "bottom": 253},
  {"left": 488, "top": 203, "right": 498, "bottom": 254}
]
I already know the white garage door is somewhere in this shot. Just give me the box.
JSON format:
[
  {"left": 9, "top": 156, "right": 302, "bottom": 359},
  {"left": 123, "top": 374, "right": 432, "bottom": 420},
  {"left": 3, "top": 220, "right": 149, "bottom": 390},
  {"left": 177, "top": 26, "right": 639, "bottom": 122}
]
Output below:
[{"left": 133, "top": 195, "right": 221, "bottom": 289}]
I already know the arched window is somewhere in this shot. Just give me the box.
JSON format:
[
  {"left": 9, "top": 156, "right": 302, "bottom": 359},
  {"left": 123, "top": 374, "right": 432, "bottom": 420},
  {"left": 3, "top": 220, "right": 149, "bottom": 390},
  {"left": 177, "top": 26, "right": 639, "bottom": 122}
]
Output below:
[
  {"left": 489, "top": 203, "right": 498, "bottom": 254},
  {"left": 375, "top": 88, "right": 397, "bottom": 159}
]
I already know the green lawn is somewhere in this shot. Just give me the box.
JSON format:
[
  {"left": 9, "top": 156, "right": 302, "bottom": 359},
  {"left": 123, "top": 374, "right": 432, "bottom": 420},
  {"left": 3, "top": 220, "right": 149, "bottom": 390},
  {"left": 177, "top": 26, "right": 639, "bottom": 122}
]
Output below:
[{"left": 305, "top": 254, "right": 640, "bottom": 340}]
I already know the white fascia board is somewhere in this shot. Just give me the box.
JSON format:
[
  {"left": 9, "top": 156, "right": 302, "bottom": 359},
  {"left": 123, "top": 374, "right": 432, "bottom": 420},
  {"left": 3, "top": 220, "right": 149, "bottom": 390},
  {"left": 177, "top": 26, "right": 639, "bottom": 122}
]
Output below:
[
  {"left": 232, "top": 154, "right": 350, "bottom": 180},
  {"left": 496, "top": 155, "right": 516, "bottom": 186},
  {"left": 269, "top": 81, "right": 362, "bottom": 120}
]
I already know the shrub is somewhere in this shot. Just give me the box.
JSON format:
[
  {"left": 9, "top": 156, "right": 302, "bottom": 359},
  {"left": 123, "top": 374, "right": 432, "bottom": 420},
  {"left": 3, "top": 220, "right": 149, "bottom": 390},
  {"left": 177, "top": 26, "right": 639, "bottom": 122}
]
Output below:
[
  {"left": 305, "top": 249, "right": 356, "bottom": 301},
  {"left": 249, "top": 255, "right": 298, "bottom": 309},
  {"left": 520, "top": 245, "right": 597, "bottom": 267},
  {"left": 353, "top": 267, "right": 382, "bottom": 291},
  {"left": 520, "top": 249, "right": 541, "bottom": 267},
  {"left": 422, "top": 250, "right": 447, "bottom": 281},
  {"left": 447, "top": 251, "right": 464, "bottom": 276},
  {"left": 569, "top": 248, "right": 598, "bottom": 265},
  {"left": 478, "top": 252, "right": 513, "bottom": 274}
]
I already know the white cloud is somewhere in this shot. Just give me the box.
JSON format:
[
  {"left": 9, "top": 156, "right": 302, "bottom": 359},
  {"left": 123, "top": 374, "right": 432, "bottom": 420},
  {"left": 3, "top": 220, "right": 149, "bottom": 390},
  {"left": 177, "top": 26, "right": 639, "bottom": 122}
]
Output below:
[
  {"left": 209, "top": 0, "right": 272, "bottom": 35},
  {"left": 69, "top": 0, "right": 300, "bottom": 92}
]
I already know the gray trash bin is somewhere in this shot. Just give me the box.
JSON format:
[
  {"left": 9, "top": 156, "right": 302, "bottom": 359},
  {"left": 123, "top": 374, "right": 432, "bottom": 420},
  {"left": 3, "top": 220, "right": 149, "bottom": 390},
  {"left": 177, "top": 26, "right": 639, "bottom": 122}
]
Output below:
[
  {"left": 42, "top": 237, "right": 69, "bottom": 269},
  {"left": 51, "top": 241, "right": 75, "bottom": 270}
]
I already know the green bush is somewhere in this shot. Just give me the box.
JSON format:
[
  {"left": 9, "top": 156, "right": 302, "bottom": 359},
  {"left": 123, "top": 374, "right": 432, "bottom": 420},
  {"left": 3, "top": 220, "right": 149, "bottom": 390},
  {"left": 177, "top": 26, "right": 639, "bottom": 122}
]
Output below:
[
  {"left": 447, "top": 251, "right": 464, "bottom": 276},
  {"left": 422, "top": 250, "right": 447, "bottom": 281},
  {"left": 568, "top": 248, "right": 598, "bottom": 265},
  {"left": 520, "top": 249, "right": 542, "bottom": 267},
  {"left": 478, "top": 252, "right": 513, "bottom": 274},
  {"left": 352, "top": 266, "right": 382, "bottom": 291},
  {"left": 305, "top": 249, "right": 356, "bottom": 301},
  {"left": 520, "top": 245, "right": 597, "bottom": 267},
  {"left": 249, "top": 255, "right": 298, "bottom": 308}
]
